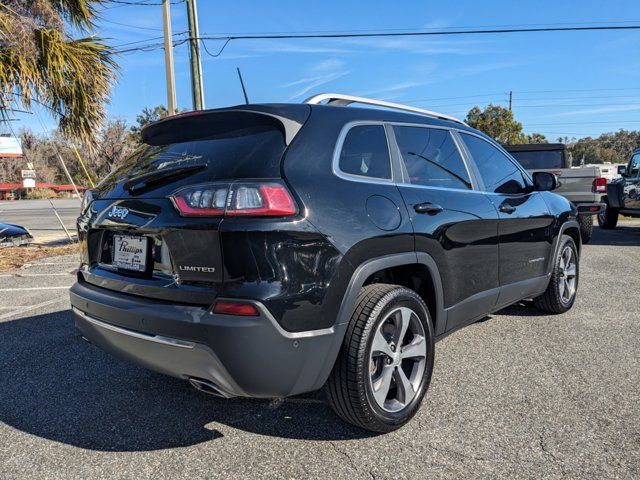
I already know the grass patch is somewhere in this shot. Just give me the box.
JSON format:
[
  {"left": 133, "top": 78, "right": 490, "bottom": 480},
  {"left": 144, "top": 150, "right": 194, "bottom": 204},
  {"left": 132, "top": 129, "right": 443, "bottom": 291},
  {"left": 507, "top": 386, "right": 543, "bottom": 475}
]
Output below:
[{"left": 0, "top": 244, "right": 79, "bottom": 272}]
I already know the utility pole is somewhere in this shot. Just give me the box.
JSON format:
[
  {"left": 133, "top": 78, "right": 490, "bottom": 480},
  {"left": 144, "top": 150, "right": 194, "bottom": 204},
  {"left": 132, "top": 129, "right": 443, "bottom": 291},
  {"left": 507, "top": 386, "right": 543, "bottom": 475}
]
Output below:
[
  {"left": 508, "top": 90, "right": 513, "bottom": 112},
  {"left": 162, "top": 0, "right": 177, "bottom": 114},
  {"left": 186, "top": 0, "right": 205, "bottom": 110}
]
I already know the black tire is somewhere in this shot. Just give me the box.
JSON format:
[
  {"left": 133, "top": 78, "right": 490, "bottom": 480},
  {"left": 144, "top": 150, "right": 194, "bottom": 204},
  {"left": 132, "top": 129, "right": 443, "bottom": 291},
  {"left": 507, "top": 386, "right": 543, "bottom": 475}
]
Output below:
[
  {"left": 578, "top": 214, "right": 593, "bottom": 244},
  {"left": 598, "top": 202, "right": 619, "bottom": 230},
  {"left": 533, "top": 235, "right": 579, "bottom": 314},
  {"left": 326, "top": 284, "right": 435, "bottom": 433}
]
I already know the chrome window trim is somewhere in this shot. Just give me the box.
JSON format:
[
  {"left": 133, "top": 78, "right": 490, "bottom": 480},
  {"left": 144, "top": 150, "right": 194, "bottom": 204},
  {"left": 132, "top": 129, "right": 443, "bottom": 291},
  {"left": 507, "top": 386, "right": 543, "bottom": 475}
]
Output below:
[
  {"left": 332, "top": 121, "right": 395, "bottom": 185},
  {"left": 387, "top": 121, "right": 478, "bottom": 192}
]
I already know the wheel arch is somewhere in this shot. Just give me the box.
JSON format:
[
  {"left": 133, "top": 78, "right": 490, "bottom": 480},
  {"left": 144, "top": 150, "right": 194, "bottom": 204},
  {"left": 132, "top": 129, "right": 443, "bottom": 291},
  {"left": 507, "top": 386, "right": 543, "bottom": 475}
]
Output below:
[
  {"left": 312, "top": 252, "right": 445, "bottom": 392},
  {"left": 336, "top": 252, "right": 445, "bottom": 330},
  {"left": 550, "top": 220, "right": 581, "bottom": 270}
]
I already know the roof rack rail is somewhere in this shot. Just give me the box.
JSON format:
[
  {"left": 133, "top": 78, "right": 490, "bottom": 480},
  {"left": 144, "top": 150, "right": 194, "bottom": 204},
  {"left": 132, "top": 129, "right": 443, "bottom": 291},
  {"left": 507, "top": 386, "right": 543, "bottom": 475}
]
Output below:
[{"left": 303, "top": 93, "right": 465, "bottom": 125}]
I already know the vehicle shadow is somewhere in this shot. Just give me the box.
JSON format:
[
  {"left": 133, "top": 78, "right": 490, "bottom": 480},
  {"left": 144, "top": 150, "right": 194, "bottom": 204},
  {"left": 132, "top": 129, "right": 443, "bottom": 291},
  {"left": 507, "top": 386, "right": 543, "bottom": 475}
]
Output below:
[
  {"left": 0, "top": 310, "right": 371, "bottom": 452},
  {"left": 588, "top": 224, "right": 640, "bottom": 246},
  {"left": 495, "top": 301, "right": 549, "bottom": 317}
]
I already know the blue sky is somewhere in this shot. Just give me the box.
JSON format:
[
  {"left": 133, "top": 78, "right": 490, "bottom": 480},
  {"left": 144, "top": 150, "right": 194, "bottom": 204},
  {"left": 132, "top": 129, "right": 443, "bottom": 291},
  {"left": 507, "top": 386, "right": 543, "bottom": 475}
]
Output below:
[{"left": 21, "top": 0, "right": 640, "bottom": 139}]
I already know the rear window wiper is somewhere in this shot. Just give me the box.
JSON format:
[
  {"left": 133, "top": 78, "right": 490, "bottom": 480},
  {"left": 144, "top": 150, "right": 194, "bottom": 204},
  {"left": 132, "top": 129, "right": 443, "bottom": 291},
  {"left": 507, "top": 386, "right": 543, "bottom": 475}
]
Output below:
[{"left": 124, "top": 163, "right": 207, "bottom": 193}]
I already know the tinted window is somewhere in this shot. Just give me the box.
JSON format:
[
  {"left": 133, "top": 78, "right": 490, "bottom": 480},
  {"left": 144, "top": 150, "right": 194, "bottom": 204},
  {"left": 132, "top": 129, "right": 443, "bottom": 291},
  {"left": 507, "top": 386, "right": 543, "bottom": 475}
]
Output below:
[
  {"left": 98, "top": 113, "right": 287, "bottom": 194},
  {"left": 339, "top": 125, "right": 391, "bottom": 180},
  {"left": 461, "top": 133, "right": 527, "bottom": 194},
  {"left": 629, "top": 153, "right": 640, "bottom": 177},
  {"left": 393, "top": 126, "right": 471, "bottom": 189},
  {"left": 509, "top": 150, "right": 564, "bottom": 169}
]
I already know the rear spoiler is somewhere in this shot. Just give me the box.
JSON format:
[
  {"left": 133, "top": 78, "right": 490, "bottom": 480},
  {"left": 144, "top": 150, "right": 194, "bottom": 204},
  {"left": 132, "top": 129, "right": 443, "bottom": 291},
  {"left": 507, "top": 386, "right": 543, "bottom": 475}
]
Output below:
[{"left": 141, "top": 107, "right": 308, "bottom": 146}]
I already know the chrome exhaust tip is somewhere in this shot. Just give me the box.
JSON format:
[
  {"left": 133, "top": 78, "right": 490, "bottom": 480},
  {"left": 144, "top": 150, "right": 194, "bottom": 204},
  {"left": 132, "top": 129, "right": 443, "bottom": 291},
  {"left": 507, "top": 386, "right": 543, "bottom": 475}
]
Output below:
[{"left": 188, "top": 377, "right": 230, "bottom": 398}]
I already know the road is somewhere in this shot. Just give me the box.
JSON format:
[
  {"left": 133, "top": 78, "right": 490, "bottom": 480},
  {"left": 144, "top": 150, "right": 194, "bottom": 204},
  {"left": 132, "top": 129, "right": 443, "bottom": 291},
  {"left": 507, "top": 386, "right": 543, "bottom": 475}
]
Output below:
[
  {"left": 0, "top": 199, "right": 80, "bottom": 243},
  {"left": 0, "top": 225, "right": 638, "bottom": 479}
]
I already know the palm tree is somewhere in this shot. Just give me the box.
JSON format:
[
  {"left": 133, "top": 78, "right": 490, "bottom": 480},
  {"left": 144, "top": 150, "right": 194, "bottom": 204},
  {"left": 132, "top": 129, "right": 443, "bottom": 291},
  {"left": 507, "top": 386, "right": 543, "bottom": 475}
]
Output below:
[{"left": 0, "top": 0, "right": 118, "bottom": 147}]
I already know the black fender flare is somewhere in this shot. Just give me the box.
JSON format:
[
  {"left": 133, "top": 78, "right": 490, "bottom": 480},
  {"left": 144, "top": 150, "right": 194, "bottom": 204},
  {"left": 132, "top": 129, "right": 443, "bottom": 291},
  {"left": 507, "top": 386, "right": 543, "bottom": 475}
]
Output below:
[
  {"left": 548, "top": 220, "right": 581, "bottom": 275},
  {"left": 310, "top": 252, "right": 445, "bottom": 391}
]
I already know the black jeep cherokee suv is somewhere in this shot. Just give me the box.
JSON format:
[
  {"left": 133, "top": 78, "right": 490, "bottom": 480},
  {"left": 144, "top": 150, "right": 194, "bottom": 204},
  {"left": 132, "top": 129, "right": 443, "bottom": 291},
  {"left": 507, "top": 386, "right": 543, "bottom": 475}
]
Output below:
[{"left": 70, "top": 94, "right": 581, "bottom": 433}]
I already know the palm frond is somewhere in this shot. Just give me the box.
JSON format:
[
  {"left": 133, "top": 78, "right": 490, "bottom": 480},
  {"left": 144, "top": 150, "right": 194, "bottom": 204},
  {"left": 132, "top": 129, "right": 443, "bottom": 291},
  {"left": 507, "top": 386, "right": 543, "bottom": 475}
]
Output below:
[{"left": 0, "top": 3, "right": 118, "bottom": 148}]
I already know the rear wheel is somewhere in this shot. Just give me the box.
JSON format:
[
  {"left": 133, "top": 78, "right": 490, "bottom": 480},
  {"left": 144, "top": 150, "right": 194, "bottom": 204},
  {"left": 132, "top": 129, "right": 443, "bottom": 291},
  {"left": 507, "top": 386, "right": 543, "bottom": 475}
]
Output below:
[
  {"left": 578, "top": 214, "right": 593, "bottom": 244},
  {"left": 533, "top": 235, "right": 579, "bottom": 314},
  {"left": 598, "top": 202, "right": 619, "bottom": 229},
  {"left": 326, "top": 284, "right": 434, "bottom": 433}
]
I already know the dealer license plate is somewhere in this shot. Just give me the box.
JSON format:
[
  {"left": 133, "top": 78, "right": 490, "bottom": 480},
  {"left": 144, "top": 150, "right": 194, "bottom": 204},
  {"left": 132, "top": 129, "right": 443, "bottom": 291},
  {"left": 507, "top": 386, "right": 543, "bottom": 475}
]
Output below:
[{"left": 113, "top": 235, "right": 148, "bottom": 272}]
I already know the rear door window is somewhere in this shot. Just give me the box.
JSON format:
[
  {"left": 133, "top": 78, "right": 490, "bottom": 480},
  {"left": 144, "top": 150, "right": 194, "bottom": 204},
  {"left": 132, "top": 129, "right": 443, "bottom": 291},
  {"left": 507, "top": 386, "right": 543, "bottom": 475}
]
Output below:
[
  {"left": 393, "top": 126, "right": 471, "bottom": 190},
  {"left": 461, "top": 133, "right": 527, "bottom": 194},
  {"left": 338, "top": 125, "right": 392, "bottom": 180}
]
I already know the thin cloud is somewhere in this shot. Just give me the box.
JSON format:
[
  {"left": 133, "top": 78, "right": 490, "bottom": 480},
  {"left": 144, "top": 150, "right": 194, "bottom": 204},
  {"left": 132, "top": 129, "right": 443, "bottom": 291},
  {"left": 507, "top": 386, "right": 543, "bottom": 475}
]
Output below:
[
  {"left": 281, "top": 58, "right": 350, "bottom": 100},
  {"left": 545, "top": 104, "right": 640, "bottom": 117}
]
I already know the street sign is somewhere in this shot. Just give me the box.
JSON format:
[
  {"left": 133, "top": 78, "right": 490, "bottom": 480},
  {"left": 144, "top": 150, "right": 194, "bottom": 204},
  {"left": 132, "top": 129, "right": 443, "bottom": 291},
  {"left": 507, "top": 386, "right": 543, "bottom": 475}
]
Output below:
[
  {"left": 23, "top": 178, "right": 35, "bottom": 188},
  {"left": 0, "top": 136, "right": 23, "bottom": 158},
  {"left": 21, "top": 169, "right": 36, "bottom": 179}
]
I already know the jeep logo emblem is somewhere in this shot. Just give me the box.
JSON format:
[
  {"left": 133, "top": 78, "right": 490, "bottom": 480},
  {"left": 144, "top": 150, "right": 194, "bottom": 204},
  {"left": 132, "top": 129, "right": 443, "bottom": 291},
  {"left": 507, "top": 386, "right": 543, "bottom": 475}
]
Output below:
[{"left": 107, "top": 205, "right": 129, "bottom": 220}]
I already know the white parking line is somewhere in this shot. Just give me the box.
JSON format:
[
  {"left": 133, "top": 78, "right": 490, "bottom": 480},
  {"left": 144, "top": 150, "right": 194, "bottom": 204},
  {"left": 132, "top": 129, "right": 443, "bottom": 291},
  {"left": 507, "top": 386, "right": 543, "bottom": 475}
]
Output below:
[
  {"left": 22, "top": 261, "right": 79, "bottom": 267},
  {"left": 0, "top": 298, "right": 66, "bottom": 320},
  {"left": 0, "top": 286, "right": 71, "bottom": 291},
  {"left": 0, "top": 273, "right": 73, "bottom": 278}
]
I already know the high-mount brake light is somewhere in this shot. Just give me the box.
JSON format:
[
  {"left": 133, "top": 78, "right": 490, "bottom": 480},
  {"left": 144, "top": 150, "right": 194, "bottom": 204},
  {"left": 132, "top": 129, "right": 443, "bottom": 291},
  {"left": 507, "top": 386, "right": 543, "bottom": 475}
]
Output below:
[
  {"left": 171, "top": 182, "right": 297, "bottom": 218},
  {"left": 592, "top": 177, "right": 607, "bottom": 193}
]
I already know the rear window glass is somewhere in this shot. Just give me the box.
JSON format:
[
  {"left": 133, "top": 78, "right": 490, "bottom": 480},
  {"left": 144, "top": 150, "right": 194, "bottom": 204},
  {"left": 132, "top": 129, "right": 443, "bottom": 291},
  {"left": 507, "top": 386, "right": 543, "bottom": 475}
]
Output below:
[
  {"left": 508, "top": 150, "right": 564, "bottom": 169},
  {"left": 98, "top": 114, "right": 287, "bottom": 194},
  {"left": 103, "top": 127, "right": 284, "bottom": 187},
  {"left": 339, "top": 125, "right": 391, "bottom": 180}
]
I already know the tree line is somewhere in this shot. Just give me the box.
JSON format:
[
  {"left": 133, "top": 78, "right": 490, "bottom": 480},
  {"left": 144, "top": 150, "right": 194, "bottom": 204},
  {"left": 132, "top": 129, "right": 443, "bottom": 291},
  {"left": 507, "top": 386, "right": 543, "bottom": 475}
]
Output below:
[{"left": 465, "top": 104, "right": 638, "bottom": 166}]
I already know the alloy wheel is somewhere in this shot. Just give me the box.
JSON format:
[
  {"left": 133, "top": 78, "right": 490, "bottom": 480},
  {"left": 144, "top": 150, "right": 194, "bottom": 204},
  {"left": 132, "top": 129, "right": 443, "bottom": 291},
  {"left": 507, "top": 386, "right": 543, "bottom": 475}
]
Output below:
[
  {"left": 368, "top": 307, "right": 427, "bottom": 413},
  {"left": 558, "top": 245, "right": 577, "bottom": 304}
]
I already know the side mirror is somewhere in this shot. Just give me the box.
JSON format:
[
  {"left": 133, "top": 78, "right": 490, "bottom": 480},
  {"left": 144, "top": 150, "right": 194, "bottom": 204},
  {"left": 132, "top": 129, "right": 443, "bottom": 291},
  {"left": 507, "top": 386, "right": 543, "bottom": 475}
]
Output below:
[
  {"left": 532, "top": 171, "right": 557, "bottom": 191},
  {"left": 618, "top": 165, "right": 627, "bottom": 175}
]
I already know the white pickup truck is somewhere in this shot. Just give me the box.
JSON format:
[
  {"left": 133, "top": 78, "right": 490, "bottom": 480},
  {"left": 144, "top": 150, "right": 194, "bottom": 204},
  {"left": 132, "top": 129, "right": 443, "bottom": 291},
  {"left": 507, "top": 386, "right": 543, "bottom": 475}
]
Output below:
[{"left": 505, "top": 143, "right": 606, "bottom": 243}]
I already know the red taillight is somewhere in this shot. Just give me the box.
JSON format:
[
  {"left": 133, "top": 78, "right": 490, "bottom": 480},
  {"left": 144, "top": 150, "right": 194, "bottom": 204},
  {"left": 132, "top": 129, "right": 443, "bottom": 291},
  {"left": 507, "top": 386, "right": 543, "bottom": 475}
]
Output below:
[
  {"left": 171, "top": 182, "right": 297, "bottom": 218},
  {"left": 592, "top": 177, "right": 607, "bottom": 193},
  {"left": 212, "top": 301, "right": 260, "bottom": 316}
]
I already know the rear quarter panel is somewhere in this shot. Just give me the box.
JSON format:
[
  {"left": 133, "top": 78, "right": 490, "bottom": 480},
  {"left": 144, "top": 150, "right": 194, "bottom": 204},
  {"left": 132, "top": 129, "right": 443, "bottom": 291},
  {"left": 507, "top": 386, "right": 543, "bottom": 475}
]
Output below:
[{"left": 281, "top": 107, "right": 415, "bottom": 330}]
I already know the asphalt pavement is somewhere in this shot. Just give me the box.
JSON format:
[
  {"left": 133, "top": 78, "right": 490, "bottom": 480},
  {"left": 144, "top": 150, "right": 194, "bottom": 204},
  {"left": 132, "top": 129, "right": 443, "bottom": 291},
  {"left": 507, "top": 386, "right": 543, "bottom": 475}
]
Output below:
[
  {"left": 0, "top": 199, "right": 80, "bottom": 244},
  {"left": 0, "top": 225, "right": 638, "bottom": 479}
]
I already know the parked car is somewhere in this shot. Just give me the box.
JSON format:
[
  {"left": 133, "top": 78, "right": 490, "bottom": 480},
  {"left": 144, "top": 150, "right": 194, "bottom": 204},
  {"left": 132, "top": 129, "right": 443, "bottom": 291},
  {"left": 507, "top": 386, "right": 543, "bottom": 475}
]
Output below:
[
  {"left": 70, "top": 94, "right": 581, "bottom": 433},
  {"left": 505, "top": 143, "right": 605, "bottom": 243},
  {"left": 598, "top": 147, "right": 640, "bottom": 229},
  {"left": 0, "top": 222, "right": 33, "bottom": 248}
]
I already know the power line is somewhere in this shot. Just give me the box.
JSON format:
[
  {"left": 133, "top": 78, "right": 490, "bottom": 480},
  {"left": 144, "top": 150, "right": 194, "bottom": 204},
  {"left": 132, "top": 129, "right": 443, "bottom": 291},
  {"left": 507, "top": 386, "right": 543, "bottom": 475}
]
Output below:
[
  {"left": 106, "top": 0, "right": 184, "bottom": 5},
  {"left": 113, "top": 23, "right": 640, "bottom": 56},
  {"left": 512, "top": 102, "right": 640, "bottom": 108},
  {"left": 198, "top": 20, "right": 640, "bottom": 37},
  {"left": 100, "top": 18, "right": 163, "bottom": 32},
  {"left": 197, "top": 24, "right": 640, "bottom": 42},
  {"left": 523, "top": 120, "right": 640, "bottom": 126},
  {"left": 199, "top": 38, "right": 232, "bottom": 58}
]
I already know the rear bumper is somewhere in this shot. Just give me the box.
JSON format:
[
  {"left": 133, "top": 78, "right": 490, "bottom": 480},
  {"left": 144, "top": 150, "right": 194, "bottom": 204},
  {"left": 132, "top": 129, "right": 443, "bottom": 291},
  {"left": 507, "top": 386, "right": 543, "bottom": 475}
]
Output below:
[{"left": 70, "top": 280, "right": 345, "bottom": 398}]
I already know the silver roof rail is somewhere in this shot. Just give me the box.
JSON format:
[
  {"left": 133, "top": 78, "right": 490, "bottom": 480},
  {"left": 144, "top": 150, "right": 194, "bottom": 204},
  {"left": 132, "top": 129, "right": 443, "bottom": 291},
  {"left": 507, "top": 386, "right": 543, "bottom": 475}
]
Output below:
[{"left": 303, "top": 93, "right": 465, "bottom": 125}]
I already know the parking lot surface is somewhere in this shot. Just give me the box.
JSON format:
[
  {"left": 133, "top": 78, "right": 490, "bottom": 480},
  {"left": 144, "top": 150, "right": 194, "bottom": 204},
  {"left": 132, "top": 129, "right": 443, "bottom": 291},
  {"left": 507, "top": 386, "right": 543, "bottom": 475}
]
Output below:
[
  {"left": 0, "top": 199, "right": 80, "bottom": 244},
  {"left": 0, "top": 225, "right": 638, "bottom": 479}
]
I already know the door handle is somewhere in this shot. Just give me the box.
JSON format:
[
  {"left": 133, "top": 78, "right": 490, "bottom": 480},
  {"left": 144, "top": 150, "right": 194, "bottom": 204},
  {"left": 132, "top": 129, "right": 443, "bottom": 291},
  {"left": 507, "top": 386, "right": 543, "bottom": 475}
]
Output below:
[
  {"left": 414, "top": 202, "right": 443, "bottom": 215},
  {"left": 499, "top": 203, "right": 516, "bottom": 214}
]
